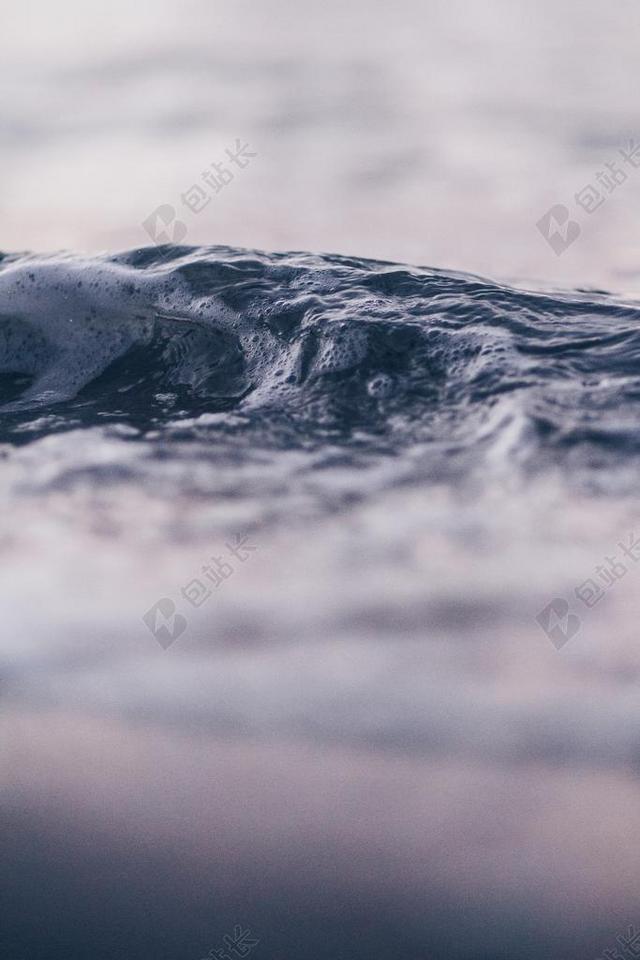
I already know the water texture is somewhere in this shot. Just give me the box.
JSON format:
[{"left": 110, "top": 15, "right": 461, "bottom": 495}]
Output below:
[{"left": 3, "top": 246, "right": 640, "bottom": 959}]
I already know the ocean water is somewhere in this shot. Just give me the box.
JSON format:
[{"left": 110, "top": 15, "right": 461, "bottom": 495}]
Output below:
[
  {"left": 3, "top": 1, "right": 640, "bottom": 958},
  {"left": 3, "top": 0, "right": 640, "bottom": 292},
  {"left": 3, "top": 245, "right": 640, "bottom": 959}
]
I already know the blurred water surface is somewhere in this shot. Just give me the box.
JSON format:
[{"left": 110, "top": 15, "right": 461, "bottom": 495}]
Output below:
[
  {"left": 2, "top": 0, "right": 640, "bottom": 289},
  {"left": 2, "top": 4, "right": 640, "bottom": 960}
]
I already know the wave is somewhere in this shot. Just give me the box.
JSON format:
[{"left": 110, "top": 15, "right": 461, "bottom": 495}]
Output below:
[{"left": 2, "top": 244, "right": 640, "bottom": 481}]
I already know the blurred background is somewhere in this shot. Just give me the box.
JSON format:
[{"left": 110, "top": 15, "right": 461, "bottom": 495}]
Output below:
[
  {"left": 4, "top": 4, "right": 640, "bottom": 960},
  {"left": 2, "top": 0, "right": 640, "bottom": 290}
]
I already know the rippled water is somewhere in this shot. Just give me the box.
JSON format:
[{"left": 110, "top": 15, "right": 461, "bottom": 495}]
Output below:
[
  {"left": 4, "top": 1, "right": 640, "bottom": 955},
  {"left": 4, "top": 245, "right": 640, "bottom": 464},
  {"left": 3, "top": 245, "right": 640, "bottom": 959}
]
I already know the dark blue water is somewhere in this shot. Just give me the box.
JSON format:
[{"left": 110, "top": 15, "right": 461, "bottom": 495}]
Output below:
[
  {"left": 2, "top": 245, "right": 640, "bottom": 479},
  {"left": 2, "top": 246, "right": 640, "bottom": 960}
]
